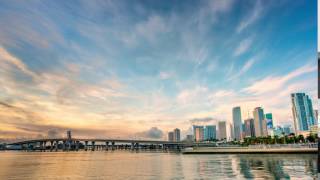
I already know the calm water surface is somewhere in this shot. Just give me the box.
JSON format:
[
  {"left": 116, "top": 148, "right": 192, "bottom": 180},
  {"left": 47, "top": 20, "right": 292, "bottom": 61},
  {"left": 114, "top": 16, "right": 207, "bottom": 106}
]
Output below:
[{"left": 0, "top": 151, "right": 317, "bottom": 179}]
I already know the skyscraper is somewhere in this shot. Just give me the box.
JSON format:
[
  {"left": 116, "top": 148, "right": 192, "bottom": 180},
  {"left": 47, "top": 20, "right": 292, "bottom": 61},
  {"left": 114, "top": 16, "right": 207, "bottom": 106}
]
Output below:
[
  {"left": 291, "top": 93, "right": 315, "bottom": 134},
  {"left": 282, "top": 125, "right": 292, "bottom": 135},
  {"left": 204, "top": 125, "right": 216, "bottom": 141},
  {"left": 265, "top": 113, "right": 273, "bottom": 129},
  {"left": 173, "top": 128, "right": 181, "bottom": 142},
  {"left": 168, "top": 132, "right": 174, "bottom": 142},
  {"left": 244, "top": 118, "right": 255, "bottom": 137},
  {"left": 313, "top": 109, "right": 318, "bottom": 125},
  {"left": 253, "top": 107, "right": 265, "bottom": 137},
  {"left": 232, "top": 106, "right": 242, "bottom": 140},
  {"left": 193, "top": 125, "right": 204, "bottom": 142},
  {"left": 229, "top": 124, "right": 234, "bottom": 140},
  {"left": 218, "top": 121, "right": 227, "bottom": 140}
]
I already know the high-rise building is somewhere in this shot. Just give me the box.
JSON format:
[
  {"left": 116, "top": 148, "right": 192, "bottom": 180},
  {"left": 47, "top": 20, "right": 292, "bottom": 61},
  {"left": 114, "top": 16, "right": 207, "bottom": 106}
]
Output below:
[
  {"left": 232, "top": 106, "right": 242, "bottom": 140},
  {"left": 244, "top": 118, "right": 255, "bottom": 137},
  {"left": 262, "top": 119, "right": 268, "bottom": 136},
  {"left": 173, "top": 128, "right": 180, "bottom": 142},
  {"left": 204, "top": 125, "right": 216, "bottom": 141},
  {"left": 253, "top": 107, "right": 265, "bottom": 137},
  {"left": 229, "top": 124, "right": 234, "bottom": 140},
  {"left": 291, "top": 93, "right": 315, "bottom": 134},
  {"left": 241, "top": 123, "right": 246, "bottom": 139},
  {"left": 193, "top": 125, "right": 204, "bottom": 142},
  {"left": 314, "top": 109, "right": 318, "bottom": 125},
  {"left": 272, "top": 126, "right": 283, "bottom": 137},
  {"left": 265, "top": 113, "right": 273, "bottom": 129},
  {"left": 218, "top": 121, "right": 227, "bottom": 140},
  {"left": 282, "top": 125, "right": 292, "bottom": 135},
  {"left": 168, "top": 132, "right": 174, "bottom": 142},
  {"left": 186, "top": 135, "right": 194, "bottom": 142}
]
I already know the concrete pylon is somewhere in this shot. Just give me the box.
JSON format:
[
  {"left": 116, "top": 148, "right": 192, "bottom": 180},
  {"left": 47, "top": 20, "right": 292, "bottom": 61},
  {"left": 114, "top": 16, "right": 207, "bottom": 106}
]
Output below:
[
  {"left": 50, "top": 141, "right": 54, "bottom": 151},
  {"left": 55, "top": 141, "right": 59, "bottom": 151},
  {"left": 85, "top": 141, "right": 88, "bottom": 151},
  {"left": 75, "top": 141, "right": 79, "bottom": 151},
  {"left": 91, "top": 141, "right": 95, "bottom": 151},
  {"left": 62, "top": 141, "right": 66, "bottom": 151},
  {"left": 111, "top": 141, "right": 115, "bottom": 150},
  {"left": 105, "top": 142, "right": 109, "bottom": 151}
]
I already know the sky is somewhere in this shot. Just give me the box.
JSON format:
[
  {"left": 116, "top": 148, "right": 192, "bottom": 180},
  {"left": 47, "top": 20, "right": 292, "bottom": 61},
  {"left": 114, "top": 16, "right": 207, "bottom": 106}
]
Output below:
[{"left": 0, "top": 0, "right": 317, "bottom": 141}]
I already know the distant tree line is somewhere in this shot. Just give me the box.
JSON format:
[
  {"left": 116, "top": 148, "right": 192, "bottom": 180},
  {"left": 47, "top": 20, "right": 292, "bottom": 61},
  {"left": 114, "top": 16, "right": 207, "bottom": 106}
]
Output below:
[{"left": 241, "top": 133, "right": 318, "bottom": 146}]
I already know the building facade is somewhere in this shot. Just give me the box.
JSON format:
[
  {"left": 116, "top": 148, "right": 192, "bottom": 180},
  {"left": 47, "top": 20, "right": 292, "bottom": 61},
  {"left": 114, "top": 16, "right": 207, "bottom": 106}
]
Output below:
[
  {"left": 313, "top": 109, "right": 318, "bottom": 126},
  {"left": 168, "top": 132, "right": 174, "bottom": 142},
  {"left": 193, "top": 125, "right": 204, "bottom": 142},
  {"left": 218, "top": 121, "right": 227, "bottom": 140},
  {"left": 291, "top": 93, "right": 315, "bottom": 134},
  {"left": 265, "top": 113, "right": 273, "bottom": 129},
  {"left": 204, "top": 125, "right": 216, "bottom": 141},
  {"left": 232, "top": 106, "right": 242, "bottom": 140},
  {"left": 229, "top": 124, "right": 234, "bottom": 140},
  {"left": 173, "top": 128, "right": 181, "bottom": 142},
  {"left": 244, "top": 118, "right": 255, "bottom": 137},
  {"left": 253, "top": 107, "right": 265, "bottom": 137}
]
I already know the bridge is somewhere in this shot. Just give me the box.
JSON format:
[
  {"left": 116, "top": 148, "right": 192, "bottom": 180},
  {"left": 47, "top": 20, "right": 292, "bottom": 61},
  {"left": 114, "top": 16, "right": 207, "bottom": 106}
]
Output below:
[{"left": 2, "top": 138, "right": 207, "bottom": 151}]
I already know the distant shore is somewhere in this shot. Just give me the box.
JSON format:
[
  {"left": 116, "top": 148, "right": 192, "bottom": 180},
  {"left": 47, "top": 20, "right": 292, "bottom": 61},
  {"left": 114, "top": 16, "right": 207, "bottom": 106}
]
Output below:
[{"left": 182, "top": 147, "right": 318, "bottom": 154}]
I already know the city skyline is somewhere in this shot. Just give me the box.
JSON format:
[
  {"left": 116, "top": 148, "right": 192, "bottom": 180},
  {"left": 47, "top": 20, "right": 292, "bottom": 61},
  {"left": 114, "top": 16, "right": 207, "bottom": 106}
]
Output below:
[{"left": 0, "top": 1, "right": 317, "bottom": 141}]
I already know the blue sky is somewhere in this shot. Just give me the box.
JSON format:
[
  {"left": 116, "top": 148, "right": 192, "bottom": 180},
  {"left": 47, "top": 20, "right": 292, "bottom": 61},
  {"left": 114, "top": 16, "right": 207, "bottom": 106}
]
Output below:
[{"left": 0, "top": 0, "right": 317, "bottom": 140}]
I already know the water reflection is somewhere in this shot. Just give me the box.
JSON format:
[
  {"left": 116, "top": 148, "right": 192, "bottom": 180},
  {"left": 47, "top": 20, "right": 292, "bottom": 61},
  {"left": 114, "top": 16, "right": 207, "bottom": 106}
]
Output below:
[{"left": 0, "top": 152, "right": 317, "bottom": 179}]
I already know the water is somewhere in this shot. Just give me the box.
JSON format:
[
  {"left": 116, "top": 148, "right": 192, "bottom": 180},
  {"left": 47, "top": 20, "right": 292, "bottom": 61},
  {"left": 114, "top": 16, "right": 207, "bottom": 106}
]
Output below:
[{"left": 0, "top": 151, "right": 317, "bottom": 179}]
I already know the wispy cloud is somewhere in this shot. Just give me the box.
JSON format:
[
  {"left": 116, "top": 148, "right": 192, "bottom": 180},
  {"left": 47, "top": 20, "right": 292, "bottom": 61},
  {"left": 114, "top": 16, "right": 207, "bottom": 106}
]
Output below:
[
  {"left": 0, "top": 47, "right": 38, "bottom": 79},
  {"left": 228, "top": 56, "right": 258, "bottom": 81},
  {"left": 233, "top": 37, "right": 253, "bottom": 56},
  {"left": 243, "top": 63, "right": 316, "bottom": 95},
  {"left": 236, "top": 0, "right": 264, "bottom": 33}
]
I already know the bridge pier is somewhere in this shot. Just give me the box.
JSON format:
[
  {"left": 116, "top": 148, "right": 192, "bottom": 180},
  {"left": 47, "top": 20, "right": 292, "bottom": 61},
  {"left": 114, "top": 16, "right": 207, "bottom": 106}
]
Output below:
[
  {"left": 85, "top": 141, "right": 88, "bottom": 151},
  {"left": 27, "top": 143, "right": 32, "bottom": 151},
  {"left": 55, "top": 141, "right": 59, "bottom": 151},
  {"left": 50, "top": 141, "right": 54, "bottom": 151},
  {"left": 43, "top": 141, "right": 47, "bottom": 151},
  {"left": 91, "top": 141, "right": 95, "bottom": 151},
  {"left": 21, "top": 143, "right": 27, "bottom": 151},
  {"left": 75, "top": 141, "right": 79, "bottom": 151},
  {"left": 105, "top": 142, "right": 109, "bottom": 151},
  {"left": 67, "top": 141, "right": 71, "bottom": 151},
  {"left": 39, "top": 141, "right": 43, "bottom": 151},
  {"left": 111, "top": 141, "right": 115, "bottom": 151},
  {"left": 62, "top": 141, "right": 66, "bottom": 151}
]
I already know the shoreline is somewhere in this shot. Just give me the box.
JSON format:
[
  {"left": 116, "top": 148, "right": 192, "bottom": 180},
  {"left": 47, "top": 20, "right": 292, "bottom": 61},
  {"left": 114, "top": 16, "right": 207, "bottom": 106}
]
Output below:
[{"left": 183, "top": 147, "right": 318, "bottom": 154}]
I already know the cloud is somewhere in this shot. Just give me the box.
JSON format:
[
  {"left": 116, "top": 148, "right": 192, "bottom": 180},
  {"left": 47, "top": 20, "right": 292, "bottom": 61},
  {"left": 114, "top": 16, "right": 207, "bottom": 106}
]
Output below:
[
  {"left": 189, "top": 117, "right": 214, "bottom": 124},
  {"left": 228, "top": 56, "right": 258, "bottom": 81},
  {"left": 177, "top": 86, "right": 208, "bottom": 104},
  {"left": 47, "top": 129, "right": 61, "bottom": 138},
  {"left": 244, "top": 63, "right": 316, "bottom": 95},
  {"left": 158, "top": 71, "right": 173, "bottom": 80},
  {"left": 210, "top": 90, "right": 236, "bottom": 99},
  {"left": 233, "top": 37, "right": 253, "bottom": 56},
  {"left": 0, "top": 46, "right": 38, "bottom": 79},
  {"left": 135, "top": 15, "right": 169, "bottom": 42},
  {"left": 135, "top": 127, "right": 163, "bottom": 139},
  {"left": 236, "top": 0, "right": 263, "bottom": 33}
]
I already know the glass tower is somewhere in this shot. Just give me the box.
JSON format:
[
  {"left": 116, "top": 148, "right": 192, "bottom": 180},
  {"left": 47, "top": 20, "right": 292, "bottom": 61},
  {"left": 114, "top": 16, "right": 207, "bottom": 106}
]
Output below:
[
  {"left": 253, "top": 107, "right": 265, "bottom": 137},
  {"left": 232, "top": 106, "right": 242, "bottom": 140},
  {"left": 291, "top": 93, "right": 315, "bottom": 133},
  {"left": 204, "top": 125, "right": 216, "bottom": 141}
]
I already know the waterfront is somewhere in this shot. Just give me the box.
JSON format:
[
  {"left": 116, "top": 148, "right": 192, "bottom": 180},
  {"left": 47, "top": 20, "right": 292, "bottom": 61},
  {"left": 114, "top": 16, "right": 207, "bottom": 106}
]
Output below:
[{"left": 0, "top": 151, "right": 317, "bottom": 179}]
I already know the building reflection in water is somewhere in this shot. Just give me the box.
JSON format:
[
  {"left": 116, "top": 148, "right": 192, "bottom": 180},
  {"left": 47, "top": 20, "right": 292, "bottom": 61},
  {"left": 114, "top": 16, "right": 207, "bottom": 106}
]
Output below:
[{"left": 237, "top": 154, "right": 317, "bottom": 179}]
